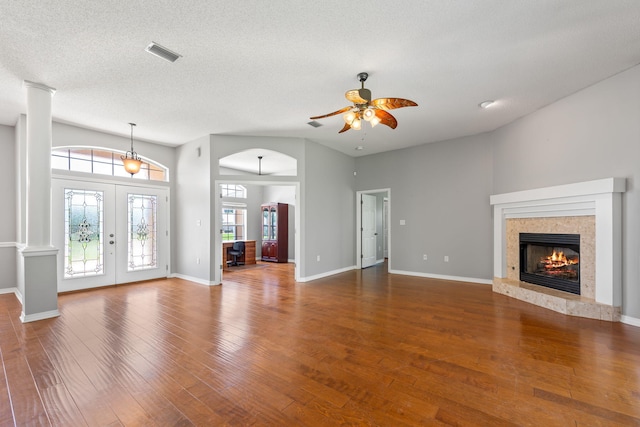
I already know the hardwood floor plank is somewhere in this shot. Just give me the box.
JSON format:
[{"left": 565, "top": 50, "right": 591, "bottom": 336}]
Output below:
[{"left": 2, "top": 262, "right": 640, "bottom": 425}]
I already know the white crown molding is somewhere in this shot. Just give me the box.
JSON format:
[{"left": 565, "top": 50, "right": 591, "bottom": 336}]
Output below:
[{"left": 23, "top": 80, "right": 56, "bottom": 95}]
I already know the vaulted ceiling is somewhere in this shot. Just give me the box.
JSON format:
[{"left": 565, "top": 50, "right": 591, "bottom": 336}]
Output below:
[{"left": 2, "top": 1, "right": 640, "bottom": 156}]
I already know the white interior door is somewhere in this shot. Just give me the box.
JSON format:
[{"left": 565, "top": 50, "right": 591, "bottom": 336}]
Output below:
[
  {"left": 361, "top": 194, "right": 377, "bottom": 268},
  {"left": 53, "top": 179, "right": 168, "bottom": 292}
]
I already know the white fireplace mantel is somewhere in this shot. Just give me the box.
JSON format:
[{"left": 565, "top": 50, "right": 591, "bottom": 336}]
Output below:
[{"left": 490, "top": 178, "right": 625, "bottom": 307}]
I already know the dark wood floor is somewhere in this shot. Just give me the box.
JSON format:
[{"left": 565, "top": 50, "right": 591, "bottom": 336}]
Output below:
[{"left": 1, "top": 262, "right": 639, "bottom": 426}]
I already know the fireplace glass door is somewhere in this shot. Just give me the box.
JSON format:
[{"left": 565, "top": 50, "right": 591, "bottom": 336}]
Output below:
[{"left": 520, "top": 233, "right": 580, "bottom": 294}]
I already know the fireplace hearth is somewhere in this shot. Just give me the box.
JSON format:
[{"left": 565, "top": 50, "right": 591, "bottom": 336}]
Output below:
[
  {"left": 520, "top": 233, "right": 580, "bottom": 295},
  {"left": 491, "top": 178, "right": 624, "bottom": 321}
]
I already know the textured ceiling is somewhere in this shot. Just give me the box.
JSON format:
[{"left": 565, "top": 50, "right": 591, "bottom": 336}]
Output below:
[{"left": 1, "top": 1, "right": 640, "bottom": 157}]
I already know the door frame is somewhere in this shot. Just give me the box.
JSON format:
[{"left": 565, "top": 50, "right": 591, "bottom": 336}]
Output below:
[
  {"left": 356, "top": 188, "right": 391, "bottom": 270},
  {"left": 214, "top": 179, "right": 301, "bottom": 284},
  {"left": 52, "top": 173, "right": 171, "bottom": 291}
]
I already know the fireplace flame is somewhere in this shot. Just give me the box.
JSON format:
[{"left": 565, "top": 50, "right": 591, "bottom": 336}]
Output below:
[{"left": 542, "top": 250, "right": 579, "bottom": 269}]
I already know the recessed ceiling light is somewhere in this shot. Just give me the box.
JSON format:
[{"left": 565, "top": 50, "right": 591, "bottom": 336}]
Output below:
[
  {"left": 479, "top": 100, "right": 495, "bottom": 109},
  {"left": 145, "top": 42, "right": 182, "bottom": 63}
]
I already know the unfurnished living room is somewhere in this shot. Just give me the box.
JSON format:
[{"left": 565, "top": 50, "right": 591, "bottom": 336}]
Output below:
[{"left": 1, "top": 1, "right": 640, "bottom": 425}]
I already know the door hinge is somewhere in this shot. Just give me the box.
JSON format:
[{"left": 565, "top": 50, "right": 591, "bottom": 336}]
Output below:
[
  {"left": 166, "top": 196, "right": 168, "bottom": 202},
  {"left": 166, "top": 265, "right": 168, "bottom": 271},
  {"left": 166, "top": 230, "right": 168, "bottom": 236},
  {"left": 361, "top": 253, "right": 364, "bottom": 259}
]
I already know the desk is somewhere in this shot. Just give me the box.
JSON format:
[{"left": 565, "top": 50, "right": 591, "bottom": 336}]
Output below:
[{"left": 222, "top": 240, "right": 256, "bottom": 270}]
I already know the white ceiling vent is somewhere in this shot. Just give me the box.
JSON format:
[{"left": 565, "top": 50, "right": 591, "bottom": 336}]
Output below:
[
  {"left": 145, "top": 42, "right": 182, "bottom": 63},
  {"left": 307, "top": 121, "right": 323, "bottom": 128}
]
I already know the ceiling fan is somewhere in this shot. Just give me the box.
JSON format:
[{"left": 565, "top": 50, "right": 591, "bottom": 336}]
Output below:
[{"left": 310, "top": 72, "right": 418, "bottom": 133}]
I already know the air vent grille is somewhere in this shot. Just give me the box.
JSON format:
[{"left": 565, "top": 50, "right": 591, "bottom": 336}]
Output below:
[
  {"left": 145, "top": 42, "right": 182, "bottom": 63},
  {"left": 307, "top": 121, "right": 323, "bottom": 128}
]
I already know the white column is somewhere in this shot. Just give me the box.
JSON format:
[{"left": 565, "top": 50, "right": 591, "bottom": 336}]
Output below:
[
  {"left": 19, "top": 80, "right": 60, "bottom": 323},
  {"left": 24, "top": 80, "right": 56, "bottom": 248}
]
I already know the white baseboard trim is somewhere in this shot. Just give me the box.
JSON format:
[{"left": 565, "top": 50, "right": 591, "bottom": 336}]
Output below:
[
  {"left": 389, "top": 269, "right": 493, "bottom": 285},
  {"left": 621, "top": 315, "right": 640, "bottom": 327},
  {"left": 0, "top": 287, "right": 18, "bottom": 295},
  {"left": 14, "top": 288, "right": 23, "bottom": 305},
  {"left": 298, "top": 265, "right": 357, "bottom": 283},
  {"left": 169, "top": 273, "right": 221, "bottom": 286},
  {"left": 20, "top": 309, "right": 61, "bottom": 323}
]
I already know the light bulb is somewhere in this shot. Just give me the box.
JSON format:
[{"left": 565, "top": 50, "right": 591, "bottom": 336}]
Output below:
[
  {"left": 343, "top": 111, "right": 356, "bottom": 125},
  {"left": 363, "top": 107, "right": 376, "bottom": 121},
  {"left": 370, "top": 116, "right": 381, "bottom": 127},
  {"left": 351, "top": 118, "right": 362, "bottom": 130}
]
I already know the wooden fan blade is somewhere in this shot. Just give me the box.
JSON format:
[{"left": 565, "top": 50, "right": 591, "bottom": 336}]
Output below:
[
  {"left": 310, "top": 106, "right": 353, "bottom": 120},
  {"left": 345, "top": 89, "right": 370, "bottom": 104},
  {"left": 375, "top": 109, "right": 397, "bottom": 129},
  {"left": 371, "top": 98, "right": 418, "bottom": 110},
  {"left": 338, "top": 123, "right": 352, "bottom": 133}
]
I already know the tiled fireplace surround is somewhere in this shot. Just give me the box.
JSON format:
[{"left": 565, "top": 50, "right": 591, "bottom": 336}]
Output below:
[{"left": 490, "top": 178, "right": 625, "bottom": 321}]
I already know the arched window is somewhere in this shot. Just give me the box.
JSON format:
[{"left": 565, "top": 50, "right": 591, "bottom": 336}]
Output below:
[{"left": 52, "top": 147, "right": 168, "bottom": 182}]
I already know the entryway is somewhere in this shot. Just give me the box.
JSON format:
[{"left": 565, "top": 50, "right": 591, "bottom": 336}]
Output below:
[{"left": 52, "top": 178, "right": 169, "bottom": 292}]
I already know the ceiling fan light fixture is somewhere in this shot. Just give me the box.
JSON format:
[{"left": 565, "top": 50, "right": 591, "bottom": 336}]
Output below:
[
  {"left": 343, "top": 111, "right": 356, "bottom": 125},
  {"left": 310, "top": 72, "right": 417, "bottom": 134},
  {"left": 363, "top": 107, "right": 376, "bottom": 121}
]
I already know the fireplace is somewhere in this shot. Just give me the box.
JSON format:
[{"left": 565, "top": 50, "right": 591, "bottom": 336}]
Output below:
[{"left": 519, "top": 233, "right": 580, "bottom": 295}]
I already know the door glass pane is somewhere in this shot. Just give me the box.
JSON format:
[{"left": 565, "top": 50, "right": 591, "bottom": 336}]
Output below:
[
  {"left": 64, "top": 189, "right": 104, "bottom": 278},
  {"left": 270, "top": 209, "right": 277, "bottom": 240},
  {"left": 262, "top": 208, "right": 269, "bottom": 240},
  {"left": 128, "top": 194, "right": 157, "bottom": 271}
]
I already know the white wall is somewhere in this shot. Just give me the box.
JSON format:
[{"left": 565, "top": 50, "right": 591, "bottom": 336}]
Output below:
[
  {"left": 175, "top": 135, "right": 212, "bottom": 282},
  {"left": 0, "top": 124, "right": 16, "bottom": 290},
  {"left": 304, "top": 140, "right": 356, "bottom": 277},
  {"left": 355, "top": 133, "right": 494, "bottom": 281}
]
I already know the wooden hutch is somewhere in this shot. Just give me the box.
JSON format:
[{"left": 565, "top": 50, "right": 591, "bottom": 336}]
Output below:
[{"left": 261, "top": 203, "right": 288, "bottom": 262}]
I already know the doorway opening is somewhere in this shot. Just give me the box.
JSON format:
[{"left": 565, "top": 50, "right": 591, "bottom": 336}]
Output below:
[
  {"left": 356, "top": 189, "right": 390, "bottom": 270},
  {"left": 215, "top": 180, "right": 300, "bottom": 284}
]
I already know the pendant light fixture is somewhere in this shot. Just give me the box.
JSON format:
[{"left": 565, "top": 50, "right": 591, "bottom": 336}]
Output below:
[{"left": 121, "top": 122, "right": 143, "bottom": 176}]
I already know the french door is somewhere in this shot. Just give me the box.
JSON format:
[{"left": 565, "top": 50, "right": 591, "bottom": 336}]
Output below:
[{"left": 52, "top": 179, "right": 169, "bottom": 293}]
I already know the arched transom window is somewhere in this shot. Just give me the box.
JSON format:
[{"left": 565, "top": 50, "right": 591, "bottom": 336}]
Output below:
[{"left": 52, "top": 147, "right": 168, "bottom": 182}]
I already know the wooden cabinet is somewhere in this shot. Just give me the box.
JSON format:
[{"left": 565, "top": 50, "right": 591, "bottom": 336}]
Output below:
[{"left": 261, "top": 203, "right": 288, "bottom": 262}]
